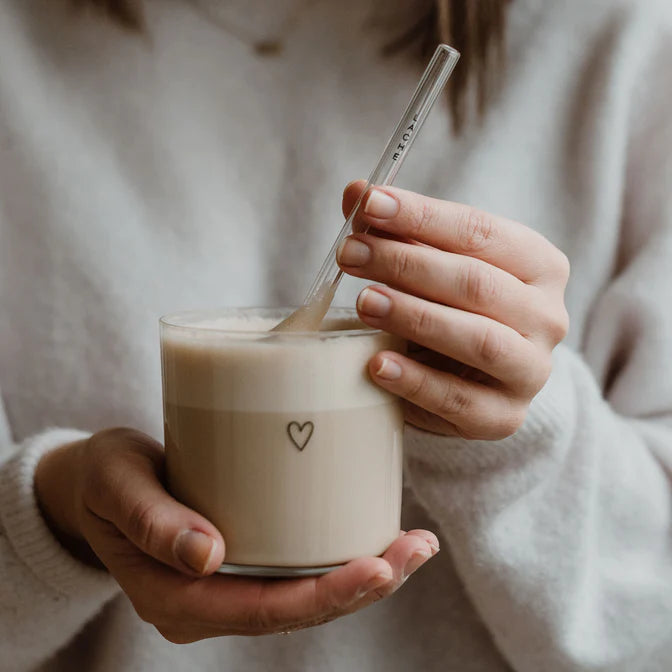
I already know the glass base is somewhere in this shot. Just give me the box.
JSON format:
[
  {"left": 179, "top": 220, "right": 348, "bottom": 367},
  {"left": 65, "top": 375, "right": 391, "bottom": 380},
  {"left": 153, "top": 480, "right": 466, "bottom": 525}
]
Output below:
[{"left": 216, "top": 562, "right": 344, "bottom": 578}]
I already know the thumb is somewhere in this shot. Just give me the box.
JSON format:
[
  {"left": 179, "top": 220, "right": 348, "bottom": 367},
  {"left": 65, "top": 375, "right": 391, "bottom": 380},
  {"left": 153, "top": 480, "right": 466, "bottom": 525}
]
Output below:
[{"left": 83, "top": 429, "right": 225, "bottom": 577}]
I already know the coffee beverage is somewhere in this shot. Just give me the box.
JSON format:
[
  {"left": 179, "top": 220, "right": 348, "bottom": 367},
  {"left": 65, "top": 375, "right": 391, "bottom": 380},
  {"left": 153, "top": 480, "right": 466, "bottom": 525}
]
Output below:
[{"left": 160, "top": 308, "right": 405, "bottom": 574}]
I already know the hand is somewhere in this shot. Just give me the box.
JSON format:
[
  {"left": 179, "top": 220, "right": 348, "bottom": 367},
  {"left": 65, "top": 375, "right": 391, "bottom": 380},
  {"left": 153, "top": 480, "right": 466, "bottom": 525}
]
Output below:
[
  {"left": 35, "top": 428, "right": 438, "bottom": 642},
  {"left": 337, "top": 181, "right": 570, "bottom": 440}
]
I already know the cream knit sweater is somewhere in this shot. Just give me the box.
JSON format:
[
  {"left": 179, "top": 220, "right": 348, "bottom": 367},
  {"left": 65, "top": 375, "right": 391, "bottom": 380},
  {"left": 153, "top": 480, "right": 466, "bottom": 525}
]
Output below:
[{"left": 1, "top": 0, "right": 672, "bottom": 670}]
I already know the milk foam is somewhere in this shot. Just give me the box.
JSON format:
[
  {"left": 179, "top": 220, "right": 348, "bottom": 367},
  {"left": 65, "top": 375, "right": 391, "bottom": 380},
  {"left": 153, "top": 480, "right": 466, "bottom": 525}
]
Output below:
[{"left": 161, "top": 315, "right": 404, "bottom": 413}]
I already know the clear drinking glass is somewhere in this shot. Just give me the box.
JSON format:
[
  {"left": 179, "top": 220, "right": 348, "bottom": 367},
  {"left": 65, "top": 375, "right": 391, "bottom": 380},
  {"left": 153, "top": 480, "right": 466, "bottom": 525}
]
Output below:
[{"left": 160, "top": 307, "right": 405, "bottom": 577}]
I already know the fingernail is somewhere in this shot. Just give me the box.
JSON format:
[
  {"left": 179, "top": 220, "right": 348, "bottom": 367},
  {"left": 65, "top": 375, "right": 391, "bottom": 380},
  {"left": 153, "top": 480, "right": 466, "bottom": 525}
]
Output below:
[
  {"left": 337, "top": 238, "right": 371, "bottom": 267},
  {"left": 429, "top": 542, "right": 440, "bottom": 556},
  {"left": 357, "top": 287, "right": 391, "bottom": 317},
  {"left": 364, "top": 190, "right": 399, "bottom": 219},
  {"left": 357, "top": 569, "right": 393, "bottom": 600},
  {"left": 402, "top": 549, "right": 431, "bottom": 580},
  {"left": 174, "top": 530, "right": 217, "bottom": 575},
  {"left": 375, "top": 357, "right": 402, "bottom": 381}
]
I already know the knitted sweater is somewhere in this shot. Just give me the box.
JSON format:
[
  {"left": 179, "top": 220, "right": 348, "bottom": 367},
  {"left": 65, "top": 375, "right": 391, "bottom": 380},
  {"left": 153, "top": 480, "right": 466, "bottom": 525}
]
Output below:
[{"left": 1, "top": 0, "right": 671, "bottom": 670}]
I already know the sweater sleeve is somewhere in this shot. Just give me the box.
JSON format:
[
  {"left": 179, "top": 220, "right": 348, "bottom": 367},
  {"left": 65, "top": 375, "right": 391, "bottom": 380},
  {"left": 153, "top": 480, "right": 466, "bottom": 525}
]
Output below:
[
  {"left": 403, "top": 14, "right": 672, "bottom": 672},
  {"left": 0, "top": 424, "right": 120, "bottom": 672}
]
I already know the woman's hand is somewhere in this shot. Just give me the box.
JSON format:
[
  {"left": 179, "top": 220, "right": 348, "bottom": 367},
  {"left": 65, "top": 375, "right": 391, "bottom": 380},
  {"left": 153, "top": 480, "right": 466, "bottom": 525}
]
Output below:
[
  {"left": 337, "top": 181, "right": 570, "bottom": 439},
  {"left": 35, "top": 428, "right": 437, "bottom": 642}
]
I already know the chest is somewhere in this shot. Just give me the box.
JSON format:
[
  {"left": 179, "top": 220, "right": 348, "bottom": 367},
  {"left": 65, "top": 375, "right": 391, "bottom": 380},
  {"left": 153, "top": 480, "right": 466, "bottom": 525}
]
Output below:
[{"left": 0, "top": 1, "right": 626, "bottom": 438}]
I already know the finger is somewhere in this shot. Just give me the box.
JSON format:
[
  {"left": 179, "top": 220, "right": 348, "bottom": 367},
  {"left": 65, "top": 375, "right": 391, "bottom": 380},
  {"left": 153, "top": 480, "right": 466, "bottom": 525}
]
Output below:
[
  {"left": 402, "top": 401, "right": 461, "bottom": 436},
  {"left": 158, "top": 532, "right": 434, "bottom": 634},
  {"left": 88, "top": 511, "right": 437, "bottom": 641},
  {"left": 330, "top": 530, "right": 440, "bottom": 621},
  {"left": 80, "top": 527, "right": 225, "bottom": 643},
  {"left": 344, "top": 181, "right": 428, "bottom": 246},
  {"left": 337, "top": 233, "right": 546, "bottom": 337},
  {"left": 351, "top": 224, "right": 418, "bottom": 245},
  {"left": 83, "top": 522, "right": 266, "bottom": 641},
  {"left": 367, "top": 351, "right": 528, "bottom": 441},
  {"left": 347, "top": 184, "right": 569, "bottom": 285},
  {"left": 240, "top": 557, "right": 396, "bottom": 634},
  {"left": 404, "top": 529, "right": 440, "bottom": 553},
  {"left": 215, "top": 530, "right": 436, "bottom": 633},
  {"left": 107, "top": 554, "right": 395, "bottom": 639},
  {"left": 368, "top": 529, "right": 437, "bottom": 584},
  {"left": 356, "top": 285, "right": 549, "bottom": 396},
  {"left": 245, "top": 531, "right": 437, "bottom": 632},
  {"left": 406, "top": 349, "right": 496, "bottom": 385},
  {"left": 83, "top": 429, "right": 225, "bottom": 577},
  {"left": 342, "top": 179, "right": 368, "bottom": 219}
]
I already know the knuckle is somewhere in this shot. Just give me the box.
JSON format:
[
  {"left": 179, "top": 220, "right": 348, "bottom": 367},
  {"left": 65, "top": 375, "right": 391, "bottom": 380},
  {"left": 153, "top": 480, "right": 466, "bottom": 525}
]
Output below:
[
  {"left": 531, "top": 356, "right": 553, "bottom": 393},
  {"left": 97, "top": 426, "right": 164, "bottom": 463},
  {"left": 81, "top": 462, "right": 106, "bottom": 511},
  {"left": 516, "top": 368, "right": 548, "bottom": 400},
  {"left": 80, "top": 455, "right": 121, "bottom": 518},
  {"left": 408, "top": 305, "right": 433, "bottom": 341},
  {"left": 475, "top": 326, "right": 507, "bottom": 366},
  {"left": 126, "top": 498, "right": 160, "bottom": 550},
  {"left": 551, "top": 249, "right": 571, "bottom": 282},
  {"left": 454, "top": 399, "right": 527, "bottom": 442},
  {"left": 82, "top": 429, "right": 162, "bottom": 512},
  {"left": 511, "top": 346, "right": 552, "bottom": 398},
  {"left": 407, "top": 370, "right": 433, "bottom": 402},
  {"left": 542, "top": 305, "right": 570, "bottom": 344},
  {"left": 460, "top": 262, "right": 501, "bottom": 307},
  {"left": 553, "top": 307, "right": 570, "bottom": 342},
  {"left": 436, "top": 383, "right": 472, "bottom": 419},
  {"left": 390, "top": 246, "right": 416, "bottom": 281},
  {"left": 457, "top": 207, "right": 497, "bottom": 254},
  {"left": 409, "top": 199, "right": 438, "bottom": 236}
]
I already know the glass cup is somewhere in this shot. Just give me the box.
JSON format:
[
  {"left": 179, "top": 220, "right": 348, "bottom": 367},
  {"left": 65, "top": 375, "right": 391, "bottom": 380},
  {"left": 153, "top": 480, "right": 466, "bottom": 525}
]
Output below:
[{"left": 160, "top": 307, "right": 405, "bottom": 577}]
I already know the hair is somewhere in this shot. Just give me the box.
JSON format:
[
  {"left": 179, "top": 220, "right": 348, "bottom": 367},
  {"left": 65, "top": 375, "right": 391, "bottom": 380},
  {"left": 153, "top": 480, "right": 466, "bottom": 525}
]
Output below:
[{"left": 72, "top": 0, "right": 508, "bottom": 134}]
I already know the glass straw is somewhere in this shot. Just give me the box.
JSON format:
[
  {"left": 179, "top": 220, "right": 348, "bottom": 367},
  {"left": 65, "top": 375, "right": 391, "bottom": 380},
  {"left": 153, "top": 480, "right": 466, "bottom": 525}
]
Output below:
[{"left": 273, "top": 44, "right": 460, "bottom": 332}]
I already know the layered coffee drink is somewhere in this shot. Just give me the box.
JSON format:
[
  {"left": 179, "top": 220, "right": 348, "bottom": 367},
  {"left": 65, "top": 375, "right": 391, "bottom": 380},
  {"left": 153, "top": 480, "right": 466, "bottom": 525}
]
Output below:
[{"left": 160, "top": 308, "right": 405, "bottom": 575}]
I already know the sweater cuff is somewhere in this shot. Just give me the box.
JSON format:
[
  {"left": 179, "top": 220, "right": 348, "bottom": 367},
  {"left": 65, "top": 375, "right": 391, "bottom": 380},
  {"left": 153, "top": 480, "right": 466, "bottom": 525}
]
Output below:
[
  {"left": 0, "top": 428, "right": 119, "bottom": 599},
  {"left": 404, "top": 344, "right": 583, "bottom": 477}
]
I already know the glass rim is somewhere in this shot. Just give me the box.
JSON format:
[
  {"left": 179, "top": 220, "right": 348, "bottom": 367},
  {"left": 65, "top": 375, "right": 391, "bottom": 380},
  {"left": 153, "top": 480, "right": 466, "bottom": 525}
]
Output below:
[{"left": 159, "top": 306, "right": 383, "bottom": 338}]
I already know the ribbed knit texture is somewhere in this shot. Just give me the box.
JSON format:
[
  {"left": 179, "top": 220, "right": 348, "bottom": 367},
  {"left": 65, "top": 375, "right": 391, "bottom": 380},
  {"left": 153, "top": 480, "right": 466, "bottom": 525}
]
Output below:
[
  {"left": 0, "top": 430, "right": 119, "bottom": 672},
  {"left": 0, "top": 429, "right": 115, "bottom": 594}
]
